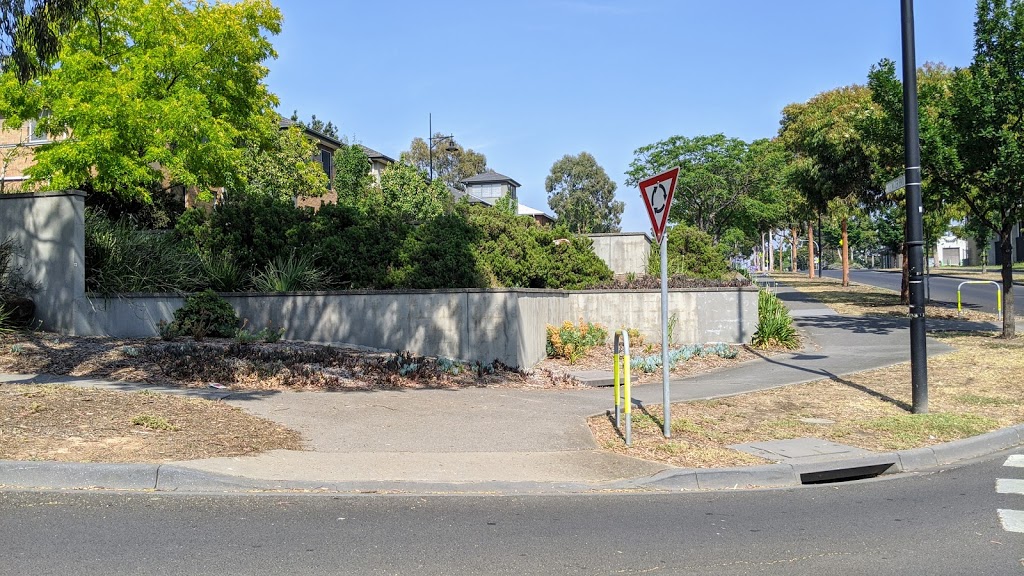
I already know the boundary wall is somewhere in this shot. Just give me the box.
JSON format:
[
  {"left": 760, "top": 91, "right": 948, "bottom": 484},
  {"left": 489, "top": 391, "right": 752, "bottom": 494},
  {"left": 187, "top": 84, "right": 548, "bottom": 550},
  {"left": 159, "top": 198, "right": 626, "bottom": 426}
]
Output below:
[{"left": 1, "top": 192, "right": 758, "bottom": 369}]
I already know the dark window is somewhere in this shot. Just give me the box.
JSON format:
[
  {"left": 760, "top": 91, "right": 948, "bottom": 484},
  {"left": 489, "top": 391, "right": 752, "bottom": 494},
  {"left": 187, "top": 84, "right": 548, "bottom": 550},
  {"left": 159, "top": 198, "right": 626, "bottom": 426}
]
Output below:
[{"left": 320, "top": 149, "right": 332, "bottom": 188}]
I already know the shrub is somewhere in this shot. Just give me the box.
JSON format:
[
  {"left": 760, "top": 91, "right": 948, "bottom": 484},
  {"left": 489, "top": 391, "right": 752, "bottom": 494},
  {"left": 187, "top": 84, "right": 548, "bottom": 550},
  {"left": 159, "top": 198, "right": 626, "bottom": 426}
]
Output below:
[
  {"left": 546, "top": 319, "right": 608, "bottom": 364},
  {"left": 630, "top": 343, "right": 740, "bottom": 373},
  {"left": 86, "top": 211, "right": 205, "bottom": 294},
  {"left": 752, "top": 289, "right": 799, "bottom": 349},
  {"left": 387, "top": 209, "right": 488, "bottom": 289},
  {"left": 648, "top": 224, "right": 729, "bottom": 280},
  {"left": 171, "top": 290, "right": 239, "bottom": 339},
  {"left": 251, "top": 252, "right": 328, "bottom": 292},
  {"left": 201, "top": 251, "right": 248, "bottom": 292}
]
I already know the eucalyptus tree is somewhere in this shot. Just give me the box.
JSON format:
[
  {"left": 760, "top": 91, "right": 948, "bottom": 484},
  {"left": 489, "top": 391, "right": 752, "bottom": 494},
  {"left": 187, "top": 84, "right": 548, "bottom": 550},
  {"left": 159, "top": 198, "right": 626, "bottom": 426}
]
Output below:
[{"left": 545, "top": 151, "right": 622, "bottom": 234}]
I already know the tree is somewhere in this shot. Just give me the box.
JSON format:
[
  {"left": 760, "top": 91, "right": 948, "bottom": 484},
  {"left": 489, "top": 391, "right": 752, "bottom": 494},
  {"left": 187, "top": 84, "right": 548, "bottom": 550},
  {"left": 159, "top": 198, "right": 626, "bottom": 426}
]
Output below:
[
  {"left": 779, "top": 86, "right": 876, "bottom": 286},
  {"left": 333, "top": 143, "right": 372, "bottom": 208},
  {"left": 0, "top": 0, "right": 90, "bottom": 82},
  {"left": 370, "top": 162, "right": 450, "bottom": 223},
  {"left": 626, "top": 134, "right": 760, "bottom": 242},
  {"left": 544, "top": 152, "right": 622, "bottom": 234},
  {"left": 0, "top": 0, "right": 281, "bottom": 203},
  {"left": 939, "top": 0, "right": 1024, "bottom": 337},
  {"left": 236, "top": 112, "right": 326, "bottom": 202},
  {"left": 290, "top": 110, "right": 338, "bottom": 139},
  {"left": 400, "top": 135, "right": 487, "bottom": 190}
]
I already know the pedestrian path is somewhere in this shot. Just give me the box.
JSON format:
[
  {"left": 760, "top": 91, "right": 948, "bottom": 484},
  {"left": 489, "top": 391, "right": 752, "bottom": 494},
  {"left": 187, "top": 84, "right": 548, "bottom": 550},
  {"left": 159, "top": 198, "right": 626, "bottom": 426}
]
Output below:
[{"left": 997, "top": 453, "right": 1024, "bottom": 534}]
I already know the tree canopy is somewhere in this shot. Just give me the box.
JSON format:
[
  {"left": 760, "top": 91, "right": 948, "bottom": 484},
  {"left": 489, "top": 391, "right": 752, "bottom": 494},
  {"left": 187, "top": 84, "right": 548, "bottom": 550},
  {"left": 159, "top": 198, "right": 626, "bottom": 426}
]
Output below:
[
  {"left": 0, "top": 0, "right": 90, "bottom": 82},
  {"left": 0, "top": 0, "right": 282, "bottom": 202},
  {"left": 544, "top": 151, "right": 622, "bottom": 234}
]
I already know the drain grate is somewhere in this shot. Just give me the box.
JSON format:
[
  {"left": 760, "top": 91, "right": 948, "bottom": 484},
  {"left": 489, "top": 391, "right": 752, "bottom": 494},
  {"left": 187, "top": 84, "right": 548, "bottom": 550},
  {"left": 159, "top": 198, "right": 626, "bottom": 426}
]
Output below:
[{"left": 799, "top": 463, "right": 896, "bottom": 485}]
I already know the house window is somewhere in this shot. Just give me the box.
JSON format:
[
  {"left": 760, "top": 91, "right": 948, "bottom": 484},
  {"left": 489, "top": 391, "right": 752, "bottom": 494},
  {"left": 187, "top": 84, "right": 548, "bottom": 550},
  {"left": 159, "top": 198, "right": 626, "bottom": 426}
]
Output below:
[
  {"left": 27, "top": 119, "right": 47, "bottom": 144},
  {"left": 319, "top": 149, "right": 332, "bottom": 188}
]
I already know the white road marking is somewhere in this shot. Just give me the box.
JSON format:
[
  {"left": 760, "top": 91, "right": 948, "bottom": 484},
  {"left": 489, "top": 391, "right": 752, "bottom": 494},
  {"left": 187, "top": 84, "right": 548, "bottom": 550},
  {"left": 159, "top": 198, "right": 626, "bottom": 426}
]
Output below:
[
  {"left": 1004, "top": 455, "right": 1024, "bottom": 468},
  {"left": 997, "top": 509, "right": 1024, "bottom": 533},
  {"left": 996, "top": 479, "right": 1024, "bottom": 495}
]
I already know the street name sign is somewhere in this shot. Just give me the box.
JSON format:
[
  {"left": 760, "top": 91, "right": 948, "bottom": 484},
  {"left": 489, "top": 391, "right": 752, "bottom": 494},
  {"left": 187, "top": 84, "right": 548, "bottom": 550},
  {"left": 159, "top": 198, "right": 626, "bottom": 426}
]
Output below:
[{"left": 885, "top": 174, "right": 906, "bottom": 195}]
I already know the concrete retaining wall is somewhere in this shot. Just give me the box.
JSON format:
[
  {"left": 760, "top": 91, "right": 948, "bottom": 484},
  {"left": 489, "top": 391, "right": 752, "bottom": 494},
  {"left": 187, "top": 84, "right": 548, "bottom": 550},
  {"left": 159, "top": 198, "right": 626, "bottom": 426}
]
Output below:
[
  {"left": 1, "top": 192, "right": 758, "bottom": 369},
  {"left": 586, "top": 233, "right": 652, "bottom": 276},
  {"left": 70, "top": 288, "right": 757, "bottom": 369},
  {"left": 0, "top": 191, "right": 86, "bottom": 331}
]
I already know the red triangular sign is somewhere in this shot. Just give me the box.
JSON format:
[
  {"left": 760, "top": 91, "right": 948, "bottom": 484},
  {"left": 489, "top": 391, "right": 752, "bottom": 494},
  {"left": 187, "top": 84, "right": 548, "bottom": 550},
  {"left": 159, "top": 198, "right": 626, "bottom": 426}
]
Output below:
[{"left": 638, "top": 166, "right": 679, "bottom": 243}]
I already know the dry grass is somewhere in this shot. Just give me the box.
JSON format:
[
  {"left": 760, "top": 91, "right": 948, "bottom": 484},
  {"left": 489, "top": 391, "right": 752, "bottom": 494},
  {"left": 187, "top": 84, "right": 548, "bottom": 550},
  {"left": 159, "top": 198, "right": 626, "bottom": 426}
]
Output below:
[
  {"left": 0, "top": 385, "right": 303, "bottom": 463},
  {"left": 590, "top": 275, "right": 1024, "bottom": 468}
]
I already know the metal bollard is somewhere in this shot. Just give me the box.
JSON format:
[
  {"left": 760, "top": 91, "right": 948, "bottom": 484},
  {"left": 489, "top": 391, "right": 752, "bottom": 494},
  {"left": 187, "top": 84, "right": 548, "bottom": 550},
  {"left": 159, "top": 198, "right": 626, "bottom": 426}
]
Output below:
[{"left": 613, "top": 330, "right": 632, "bottom": 446}]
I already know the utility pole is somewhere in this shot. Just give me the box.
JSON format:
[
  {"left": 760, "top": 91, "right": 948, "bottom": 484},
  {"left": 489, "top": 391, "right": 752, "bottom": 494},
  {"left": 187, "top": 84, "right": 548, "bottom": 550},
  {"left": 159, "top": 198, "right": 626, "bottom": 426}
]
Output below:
[{"left": 901, "top": 0, "right": 928, "bottom": 414}]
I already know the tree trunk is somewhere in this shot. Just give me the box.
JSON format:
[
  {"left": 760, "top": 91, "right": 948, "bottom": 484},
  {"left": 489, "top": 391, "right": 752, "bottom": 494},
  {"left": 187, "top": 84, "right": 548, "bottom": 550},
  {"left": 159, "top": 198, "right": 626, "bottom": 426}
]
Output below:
[
  {"left": 841, "top": 218, "right": 850, "bottom": 287},
  {"left": 900, "top": 218, "right": 909, "bottom": 304},
  {"left": 808, "top": 221, "right": 816, "bottom": 279},
  {"left": 790, "top": 226, "right": 798, "bottom": 273},
  {"left": 999, "top": 229, "right": 1016, "bottom": 338}
]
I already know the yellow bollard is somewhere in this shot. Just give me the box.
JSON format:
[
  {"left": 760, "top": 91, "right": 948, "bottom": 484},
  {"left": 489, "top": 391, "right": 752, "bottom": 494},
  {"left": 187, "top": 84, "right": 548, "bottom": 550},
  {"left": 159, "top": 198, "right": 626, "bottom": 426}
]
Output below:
[{"left": 623, "top": 351, "right": 632, "bottom": 447}]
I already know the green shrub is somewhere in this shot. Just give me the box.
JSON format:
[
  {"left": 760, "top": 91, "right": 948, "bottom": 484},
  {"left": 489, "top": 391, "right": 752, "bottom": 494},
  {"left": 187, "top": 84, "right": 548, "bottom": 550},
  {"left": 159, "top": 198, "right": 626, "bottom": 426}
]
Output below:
[
  {"left": 201, "top": 251, "right": 248, "bottom": 292},
  {"left": 546, "top": 320, "right": 608, "bottom": 364},
  {"left": 648, "top": 224, "right": 729, "bottom": 280},
  {"left": 752, "top": 289, "right": 799, "bottom": 349},
  {"left": 86, "top": 211, "right": 204, "bottom": 294},
  {"left": 171, "top": 290, "right": 239, "bottom": 339},
  {"left": 251, "top": 252, "right": 328, "bottom": 292}
]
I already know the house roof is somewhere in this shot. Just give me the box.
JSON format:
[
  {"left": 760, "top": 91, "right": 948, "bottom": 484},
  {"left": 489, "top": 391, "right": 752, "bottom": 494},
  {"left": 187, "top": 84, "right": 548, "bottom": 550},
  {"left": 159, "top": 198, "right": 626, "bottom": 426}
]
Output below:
[
  {"left": 518, "top": 203, "right": 556, "bottom": 221},
  {"left": 461, "top": 170, "right": 522, "bottom": 188},
  {"left": 278, "top": 117, "right": 342, "bottom": 149},
  {"left": 357, "top": 144, "right": 395, "bottom": 163}
]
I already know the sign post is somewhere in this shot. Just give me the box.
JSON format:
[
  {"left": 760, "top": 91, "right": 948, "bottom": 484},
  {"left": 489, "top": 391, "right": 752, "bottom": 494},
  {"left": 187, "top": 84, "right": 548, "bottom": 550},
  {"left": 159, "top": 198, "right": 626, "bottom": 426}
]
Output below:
[{"left": 638, "top": 167, "right": 679, "bottom": 438}]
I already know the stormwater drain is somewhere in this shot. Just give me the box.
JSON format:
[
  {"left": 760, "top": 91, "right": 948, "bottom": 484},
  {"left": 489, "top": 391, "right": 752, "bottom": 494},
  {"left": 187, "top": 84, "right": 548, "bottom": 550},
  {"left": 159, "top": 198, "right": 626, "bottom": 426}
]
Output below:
[{"left": 799, "top": 463, "right": 897, "bottom": 485}]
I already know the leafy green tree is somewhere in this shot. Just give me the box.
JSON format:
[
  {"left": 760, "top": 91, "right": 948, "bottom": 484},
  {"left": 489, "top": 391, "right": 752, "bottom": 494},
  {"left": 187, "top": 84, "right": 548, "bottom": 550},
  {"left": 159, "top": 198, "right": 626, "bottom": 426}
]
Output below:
[
  {"left": 627, "top": 134, "right": 761, "bottom": 242},
  {"left": 400, "top": 134, "right": 487, "bottom": 190},
  {"left": 0, "top": 0, "right": 281, "bottom": 203},
  {"left": 333, "top": 143, "right": 372, "bottom": 207},
  {"left": 544, "top": 151, "right": 622, "bottom": 233},
  {"left": 779, "top": 86, "right": 876, "bottom": 286},
  {"left": 0, "top": 0, "right": 90, "bottom": 82},
  {"left": 372, "top": 162, "right": 450, "bottom": 223},
  {"left": 236, "top": 113, "right": 326, "bottom": 202},
  {"left": 647, "top": 224, "right": 729, "bottom": 280}
]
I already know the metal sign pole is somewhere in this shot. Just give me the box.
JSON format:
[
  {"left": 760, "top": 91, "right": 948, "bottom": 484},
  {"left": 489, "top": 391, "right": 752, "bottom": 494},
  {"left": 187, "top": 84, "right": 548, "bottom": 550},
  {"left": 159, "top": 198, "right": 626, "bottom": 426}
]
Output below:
[{"left": 660, "top": 233, "right": 671, "bottom": 438}]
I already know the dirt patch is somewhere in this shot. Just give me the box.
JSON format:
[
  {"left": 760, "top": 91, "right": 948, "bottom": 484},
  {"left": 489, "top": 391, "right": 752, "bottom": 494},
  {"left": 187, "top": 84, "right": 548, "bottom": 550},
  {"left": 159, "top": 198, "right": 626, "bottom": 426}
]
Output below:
[{"left": 0, "top": 384, "right": 302, "bottom": 463}]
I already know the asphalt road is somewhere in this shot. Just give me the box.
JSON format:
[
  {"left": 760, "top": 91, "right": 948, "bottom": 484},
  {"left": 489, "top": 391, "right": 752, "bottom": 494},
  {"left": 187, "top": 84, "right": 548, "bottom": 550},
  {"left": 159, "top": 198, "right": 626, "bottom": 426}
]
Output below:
[
  {"left": 3, "top": 449, "right": 1023, "bottom": 576},
  {"left": 821, "top": 269, "right": 1020, "bottom": 316}
]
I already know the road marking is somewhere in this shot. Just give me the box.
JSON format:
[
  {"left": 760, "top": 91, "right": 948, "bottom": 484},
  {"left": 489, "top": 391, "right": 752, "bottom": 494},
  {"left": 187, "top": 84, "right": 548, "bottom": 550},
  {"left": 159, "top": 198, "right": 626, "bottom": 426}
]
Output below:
[
  {"left": 997, "top": 509, "right": 1024, "bottom": 533},
  {"left": 997, "top": 479, "right": 1024, "bottom": 495},
  {"left": 1005, "top": 455, "right": 1024, "bottom": 468}
]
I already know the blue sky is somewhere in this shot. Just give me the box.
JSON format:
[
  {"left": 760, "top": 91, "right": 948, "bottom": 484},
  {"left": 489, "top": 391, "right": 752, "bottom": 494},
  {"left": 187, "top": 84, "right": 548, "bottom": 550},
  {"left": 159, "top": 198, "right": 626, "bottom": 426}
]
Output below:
[{"left": 265, "top": 1, "right": 977, "bottom": 234}]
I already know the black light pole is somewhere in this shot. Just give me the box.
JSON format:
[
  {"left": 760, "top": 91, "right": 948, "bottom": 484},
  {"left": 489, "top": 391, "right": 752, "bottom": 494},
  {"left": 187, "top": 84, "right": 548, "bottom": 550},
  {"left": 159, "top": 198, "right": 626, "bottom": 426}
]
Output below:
[
  {"left": 427, "top": 113, "right": 457, "bottom": 183},
  {"left": 901, "top": 0, "right": 928, "bottom": 414}
]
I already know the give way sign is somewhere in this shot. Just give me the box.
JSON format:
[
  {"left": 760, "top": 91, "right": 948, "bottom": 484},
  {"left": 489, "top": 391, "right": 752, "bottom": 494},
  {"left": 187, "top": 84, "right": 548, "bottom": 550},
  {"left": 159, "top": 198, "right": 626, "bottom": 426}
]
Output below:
[{"left": 638, "top": 166, "right": 679, "bottom": 244}]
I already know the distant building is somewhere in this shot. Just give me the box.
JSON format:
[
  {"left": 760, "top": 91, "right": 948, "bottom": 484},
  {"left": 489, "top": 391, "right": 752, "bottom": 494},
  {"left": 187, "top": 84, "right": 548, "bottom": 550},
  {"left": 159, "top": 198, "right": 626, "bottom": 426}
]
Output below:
[{"left": 458, "top": 170, "right": 556, "bottom": 225}]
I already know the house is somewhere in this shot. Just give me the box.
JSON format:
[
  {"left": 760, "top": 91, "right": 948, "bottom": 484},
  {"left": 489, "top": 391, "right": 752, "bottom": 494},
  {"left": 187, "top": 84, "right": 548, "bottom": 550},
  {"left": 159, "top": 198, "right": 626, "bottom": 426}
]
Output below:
[
  {"left": 0, "top": 118, "right": 51, "bottom": 193},
  {"left": 279, "top": 117, "right": 342, "bottom": 210},
  {"left": 357, "top": 144, "right": 395, "bottom": 185},
  {"left": 965, "top": 223, "right": 1024, "bottom": 265},
  {"left": 458, "top": 170, "right": 556, "bottom": 225}
]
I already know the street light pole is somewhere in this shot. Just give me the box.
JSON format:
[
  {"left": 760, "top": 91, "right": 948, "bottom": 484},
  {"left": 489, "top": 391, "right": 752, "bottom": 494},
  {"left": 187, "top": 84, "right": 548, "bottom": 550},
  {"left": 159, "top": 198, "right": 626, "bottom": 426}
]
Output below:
[
  {"left": 901, "top": 0, "right": 928, "bottom": 414},
  {"left": 428, "top": 113, "right": 457, "bottom": 183}
]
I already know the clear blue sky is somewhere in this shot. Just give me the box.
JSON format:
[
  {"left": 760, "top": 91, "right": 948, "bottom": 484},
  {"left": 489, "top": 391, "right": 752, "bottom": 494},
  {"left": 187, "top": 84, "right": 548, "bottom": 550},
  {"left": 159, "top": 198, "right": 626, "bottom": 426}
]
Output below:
[{"left": 265, "top": 1, "right": 977, "bottom": 234}]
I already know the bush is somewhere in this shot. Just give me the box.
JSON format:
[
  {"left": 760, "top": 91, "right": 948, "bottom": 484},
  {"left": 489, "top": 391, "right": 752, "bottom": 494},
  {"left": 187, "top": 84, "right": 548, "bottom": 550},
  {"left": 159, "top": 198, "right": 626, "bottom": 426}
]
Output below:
[
  {"left": 648, "top": 224, "right": 729, "bottom": 280},
  {"left": 752, "top": 289, "right": 799, "bottom": 349},
  {"left": 171, "top": 289, "right": 239, "bottom": 339},
  {"left": 251, "top": 251, "right": 328, "bottom": 292},
  {"left": 546, "top": 319, "right": 608, "bottom": 364},
  {"left": 85, "top": 211, "right": 205, "bottom": 294}
]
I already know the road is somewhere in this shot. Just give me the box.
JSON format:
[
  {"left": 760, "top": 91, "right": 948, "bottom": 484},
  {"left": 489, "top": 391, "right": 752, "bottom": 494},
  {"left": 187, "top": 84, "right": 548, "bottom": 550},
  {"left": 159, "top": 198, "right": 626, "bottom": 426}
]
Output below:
[
  {"left": 821, "top": 269, "right": 1020, "bottom": 316},
  {"left": 3, "top": 450, "right": 1023, "bottom": 575}
]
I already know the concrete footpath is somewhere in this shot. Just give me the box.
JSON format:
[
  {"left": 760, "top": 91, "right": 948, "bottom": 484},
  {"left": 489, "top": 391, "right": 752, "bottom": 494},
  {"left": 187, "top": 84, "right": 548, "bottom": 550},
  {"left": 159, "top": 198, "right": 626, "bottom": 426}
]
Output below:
[{"left": 1, "top": 284, "right": 1020, "bottom": 494}]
